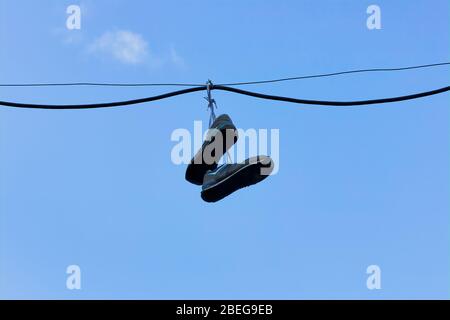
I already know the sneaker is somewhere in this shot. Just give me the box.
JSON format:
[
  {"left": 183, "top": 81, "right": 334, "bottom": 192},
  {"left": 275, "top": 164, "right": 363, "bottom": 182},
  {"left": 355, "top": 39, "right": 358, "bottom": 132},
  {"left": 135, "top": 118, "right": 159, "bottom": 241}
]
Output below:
[
  {"left": 201, "top": 155, "right": 274, "bottom": 202},
  {"left": 185, "top": 114, "right": 238, "bottom": 185}
]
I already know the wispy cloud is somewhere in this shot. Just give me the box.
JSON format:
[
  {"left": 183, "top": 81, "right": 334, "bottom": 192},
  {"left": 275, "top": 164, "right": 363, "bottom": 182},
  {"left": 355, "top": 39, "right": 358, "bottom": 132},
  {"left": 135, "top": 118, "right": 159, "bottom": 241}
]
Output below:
[
  {"left": 89, "top": 30, "right": 150, "bottom": 65},
  {"left": 169, "top": 45, "right": 186, "bottom": 68}
]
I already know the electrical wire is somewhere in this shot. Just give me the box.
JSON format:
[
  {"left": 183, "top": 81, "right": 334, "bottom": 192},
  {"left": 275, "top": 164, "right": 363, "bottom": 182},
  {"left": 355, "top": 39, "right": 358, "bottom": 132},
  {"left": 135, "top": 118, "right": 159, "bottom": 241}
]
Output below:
[
  {"left": 0, "top": 85, "right": 448, "bottom": 109},
  {"left": 0, "top": 82, "right": 203, "bottom": 87},
  {"left": 0, "top": 86, "right": 206, "bottom": 109},
  {"left": 0, "top": 62, "right": 448, "bottom": 88},
  {"left": 218, "top": 62, "right": 450, "bottom": 86},
  {"left": 214, "top": 85, "right": 450, "bottom": 106}
]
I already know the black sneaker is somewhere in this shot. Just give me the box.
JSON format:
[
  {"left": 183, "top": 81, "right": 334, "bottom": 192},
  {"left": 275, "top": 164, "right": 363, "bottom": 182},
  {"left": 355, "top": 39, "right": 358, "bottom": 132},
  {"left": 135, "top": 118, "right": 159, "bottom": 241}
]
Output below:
[
  {"left": 185, "top": 114, "right": 238, "bottom": 185},
  {"left": 201, "top": 155, "right": 274, "bottom": 202}
]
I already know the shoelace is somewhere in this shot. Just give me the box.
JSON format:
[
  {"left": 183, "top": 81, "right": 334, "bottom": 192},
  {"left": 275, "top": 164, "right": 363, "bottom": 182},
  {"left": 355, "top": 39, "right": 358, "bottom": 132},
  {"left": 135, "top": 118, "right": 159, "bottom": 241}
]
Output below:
[{"left": 205, "top": 80, "right": 232, "bottom": 164}]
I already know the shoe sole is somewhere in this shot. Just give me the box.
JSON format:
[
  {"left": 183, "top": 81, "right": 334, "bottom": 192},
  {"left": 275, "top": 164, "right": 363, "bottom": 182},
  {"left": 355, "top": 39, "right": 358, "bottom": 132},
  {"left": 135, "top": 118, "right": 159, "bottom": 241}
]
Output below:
[{"left": 201, "top": 157, "right": 273, "bottom": 203}]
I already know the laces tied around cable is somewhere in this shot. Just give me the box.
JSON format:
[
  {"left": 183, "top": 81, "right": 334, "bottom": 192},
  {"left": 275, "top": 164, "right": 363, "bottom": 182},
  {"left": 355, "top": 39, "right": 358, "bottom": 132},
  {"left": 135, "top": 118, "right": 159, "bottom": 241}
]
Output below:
[{"left": 205, "top": 80, "right": 217, "bottom": 128}]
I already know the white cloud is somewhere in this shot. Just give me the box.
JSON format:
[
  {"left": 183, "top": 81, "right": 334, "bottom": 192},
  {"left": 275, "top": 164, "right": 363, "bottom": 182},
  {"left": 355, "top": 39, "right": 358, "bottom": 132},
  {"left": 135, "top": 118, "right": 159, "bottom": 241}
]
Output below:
[{"left": 89, "top": 30, "right": 149, "bottom": 65}]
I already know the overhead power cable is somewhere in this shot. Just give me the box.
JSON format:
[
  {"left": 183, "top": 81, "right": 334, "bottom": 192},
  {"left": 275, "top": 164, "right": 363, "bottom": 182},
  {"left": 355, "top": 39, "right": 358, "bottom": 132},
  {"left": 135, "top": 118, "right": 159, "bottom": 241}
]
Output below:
[
  {"left": 214, "top": 85, "right": 450, "bottom": 106},
  {"left": 0, "top": 86, "right": 206, "bottom": 109},
  {"left": 0, "top": 82, "right": 203, "bottom": 87},
  {"left": 0, "top": 62, "right": 448, "bottom": 88},
  {"left": 0, "top": 85, "right": 449, "bottom": 109},
  {"left": 219, "top": 62, "right": 450, "bottom": 86}
]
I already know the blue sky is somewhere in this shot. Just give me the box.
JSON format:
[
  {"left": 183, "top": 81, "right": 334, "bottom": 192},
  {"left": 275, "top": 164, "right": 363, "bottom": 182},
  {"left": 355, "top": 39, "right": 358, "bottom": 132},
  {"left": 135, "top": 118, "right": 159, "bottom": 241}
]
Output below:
[{"left": 0, "top": 0, "right": 449, "bottom": 299}]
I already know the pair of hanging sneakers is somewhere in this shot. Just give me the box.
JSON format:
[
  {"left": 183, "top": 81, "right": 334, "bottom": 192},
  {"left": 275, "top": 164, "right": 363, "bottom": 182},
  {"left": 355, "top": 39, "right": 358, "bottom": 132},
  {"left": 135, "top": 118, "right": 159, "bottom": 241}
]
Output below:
[{"left": 185, "top": 114, "right": 274, "bottom": 202}]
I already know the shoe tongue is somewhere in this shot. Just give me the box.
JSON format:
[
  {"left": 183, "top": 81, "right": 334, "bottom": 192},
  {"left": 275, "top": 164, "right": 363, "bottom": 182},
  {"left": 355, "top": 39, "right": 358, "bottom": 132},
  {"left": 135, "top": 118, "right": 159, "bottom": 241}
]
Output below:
[{"left": 213, "top": 164, "right": 227, "bottom": 173}]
